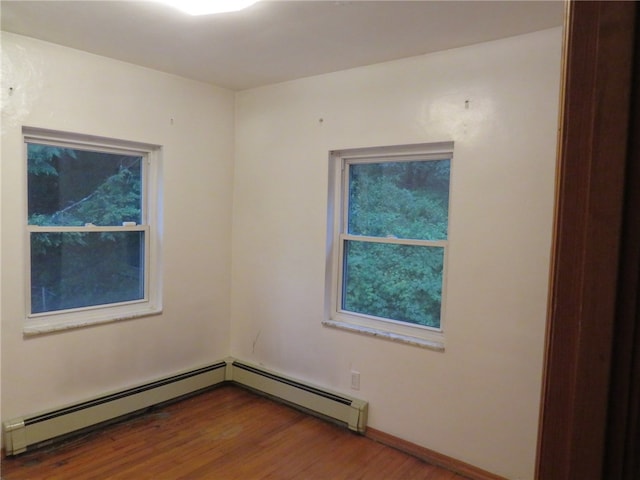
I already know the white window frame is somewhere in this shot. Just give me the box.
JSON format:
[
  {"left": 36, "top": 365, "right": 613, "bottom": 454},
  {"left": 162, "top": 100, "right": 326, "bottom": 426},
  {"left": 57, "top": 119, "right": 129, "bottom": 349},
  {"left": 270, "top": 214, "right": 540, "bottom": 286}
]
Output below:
[
  {"left": 23, "top": 127, "right": 163, "bottom": 335},
  {"left": 324, "top": 142, "right": 453, "bottom": 351}
]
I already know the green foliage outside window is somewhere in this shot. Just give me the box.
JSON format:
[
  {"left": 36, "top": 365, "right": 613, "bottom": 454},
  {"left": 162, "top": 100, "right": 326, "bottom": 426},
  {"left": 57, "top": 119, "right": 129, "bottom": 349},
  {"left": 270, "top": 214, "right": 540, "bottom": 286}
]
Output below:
[
  {"left": 342, "top": 159, "right": 450, "bottom": 328},
  {"left": 28, "top": 143, "right": 145, "bottom": 314}
]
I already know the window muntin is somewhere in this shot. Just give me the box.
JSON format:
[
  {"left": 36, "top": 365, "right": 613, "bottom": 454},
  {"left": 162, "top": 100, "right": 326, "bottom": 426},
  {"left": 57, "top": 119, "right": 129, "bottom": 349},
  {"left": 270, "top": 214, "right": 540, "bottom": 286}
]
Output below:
[
  {"left": 328, "top": 143, "right": 452, "bottom": 347},
  {"left": 24, "top": 128, "right": 161, "bottom": 333}
]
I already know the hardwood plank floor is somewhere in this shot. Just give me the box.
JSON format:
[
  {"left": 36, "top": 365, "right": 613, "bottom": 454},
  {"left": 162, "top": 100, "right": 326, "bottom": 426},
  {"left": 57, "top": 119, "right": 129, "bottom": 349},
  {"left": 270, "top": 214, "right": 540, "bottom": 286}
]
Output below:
[{"left": 1, "top": 385, "right": 467, "bottom": 480}]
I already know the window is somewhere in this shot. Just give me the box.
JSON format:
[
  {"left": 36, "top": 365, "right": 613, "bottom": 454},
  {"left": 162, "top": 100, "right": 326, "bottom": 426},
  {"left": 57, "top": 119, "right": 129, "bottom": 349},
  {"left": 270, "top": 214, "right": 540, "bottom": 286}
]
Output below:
[
  {"left": 24, "top": 127, "right": 162, "bottom": 334},
  {"left": 325, "top": 142, "right": 452, "bottom": 350}
]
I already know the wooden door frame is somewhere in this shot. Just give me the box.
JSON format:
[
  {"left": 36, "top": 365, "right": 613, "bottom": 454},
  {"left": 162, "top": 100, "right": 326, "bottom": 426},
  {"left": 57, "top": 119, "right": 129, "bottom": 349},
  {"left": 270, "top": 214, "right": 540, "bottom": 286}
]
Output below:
[
  {"left": 604, "top": 12, "right": 640, "bottom": 475},
  {"left": 537, "top": 1, "right": 638, "bottom": 479}
]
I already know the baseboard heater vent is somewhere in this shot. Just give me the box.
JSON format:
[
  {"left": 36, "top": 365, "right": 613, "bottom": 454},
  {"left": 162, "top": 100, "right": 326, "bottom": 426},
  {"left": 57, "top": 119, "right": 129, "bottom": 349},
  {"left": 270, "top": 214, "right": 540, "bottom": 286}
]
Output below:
[
  {"left": 3, "top": 362, "right": 227, "bottom": 456},
  {"left": 3, "top": 358, "right": 368, "bottom": 456},
  {"left": 230, "top": 360, "right": 367, "bottom": 434}
]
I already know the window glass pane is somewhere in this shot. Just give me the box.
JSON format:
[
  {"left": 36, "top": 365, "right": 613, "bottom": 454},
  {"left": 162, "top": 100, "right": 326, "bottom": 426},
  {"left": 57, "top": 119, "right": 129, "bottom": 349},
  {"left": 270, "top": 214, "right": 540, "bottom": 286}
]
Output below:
[
  {"left": 27, "top": 143, "right": 142, "bottom": 226},
  {"left": 348, "top": 160, "right": 450, "bottom": 240},
  {"left": 30, "top": 231, "right": 145, "bottom": 313},
  {"left": 342, "top": 240, "right": 444, "bottom": 328}
]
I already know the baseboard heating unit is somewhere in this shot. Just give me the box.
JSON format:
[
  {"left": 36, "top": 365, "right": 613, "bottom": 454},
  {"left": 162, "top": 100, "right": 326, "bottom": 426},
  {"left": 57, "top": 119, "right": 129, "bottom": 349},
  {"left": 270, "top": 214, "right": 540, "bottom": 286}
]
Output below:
[
  {"left": 3, "top": 358, "right": 368, "bottom": 456},
  {"left": 3, "top": 362, "right": 228, "bottom": 456},
  {"left": 228, "top": 360, "right": 367, "bottom": 434}
]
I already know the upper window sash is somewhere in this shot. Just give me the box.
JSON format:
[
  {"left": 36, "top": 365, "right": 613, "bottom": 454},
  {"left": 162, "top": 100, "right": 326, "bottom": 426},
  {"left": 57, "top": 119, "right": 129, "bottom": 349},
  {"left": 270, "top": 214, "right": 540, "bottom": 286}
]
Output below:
[
  {"left": 340, "top": 153, "right": 452, "bottom": 239},
  {"left": 25, "top": 140, "right": 150, "bottom": 228}
]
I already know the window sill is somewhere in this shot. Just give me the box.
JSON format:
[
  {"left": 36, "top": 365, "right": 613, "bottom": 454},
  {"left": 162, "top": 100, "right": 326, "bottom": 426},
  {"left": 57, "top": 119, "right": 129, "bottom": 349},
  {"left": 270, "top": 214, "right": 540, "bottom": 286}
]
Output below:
[
  {"left": 322, "top": 320, "right": 445, "bottom": 352},
  {"left": 24, "top": 307, "right": 162, "bottom": 336}
]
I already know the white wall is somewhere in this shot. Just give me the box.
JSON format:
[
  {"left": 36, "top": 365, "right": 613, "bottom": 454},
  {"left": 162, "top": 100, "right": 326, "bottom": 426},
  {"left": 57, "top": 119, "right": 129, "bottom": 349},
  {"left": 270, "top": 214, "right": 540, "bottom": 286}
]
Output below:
[
  {"left": 1, "top": 33, "right": 235, "bottom": 421},
  {"left": 231, "top": 28, "right": 562, "bottom": 480}
]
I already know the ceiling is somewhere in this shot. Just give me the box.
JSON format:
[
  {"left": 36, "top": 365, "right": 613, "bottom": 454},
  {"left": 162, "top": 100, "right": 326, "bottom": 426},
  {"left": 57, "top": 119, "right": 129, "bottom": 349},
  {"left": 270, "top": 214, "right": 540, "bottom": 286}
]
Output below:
[{"left": 0, "top": 0, "right": 564, "bottom": 91}]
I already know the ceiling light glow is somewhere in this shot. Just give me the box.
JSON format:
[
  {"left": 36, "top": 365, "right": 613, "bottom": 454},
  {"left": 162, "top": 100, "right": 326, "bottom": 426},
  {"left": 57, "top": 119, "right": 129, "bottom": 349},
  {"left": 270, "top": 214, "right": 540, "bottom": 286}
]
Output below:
[{"left": 158, "top": 0, "right": 260, "bottom": 16}]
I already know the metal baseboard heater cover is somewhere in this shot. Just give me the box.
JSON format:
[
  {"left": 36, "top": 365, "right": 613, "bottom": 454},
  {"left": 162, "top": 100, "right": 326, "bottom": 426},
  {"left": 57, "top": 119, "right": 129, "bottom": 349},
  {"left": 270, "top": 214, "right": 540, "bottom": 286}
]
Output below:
[
  {"left": 229, "top": 360, "right": 367, "bottom": 434},
  {"left": 3, "top": 358, "right": 368, "bottom": 456},
  {"left": 3, "top": 362, "right": 228, "bottom": 456}
]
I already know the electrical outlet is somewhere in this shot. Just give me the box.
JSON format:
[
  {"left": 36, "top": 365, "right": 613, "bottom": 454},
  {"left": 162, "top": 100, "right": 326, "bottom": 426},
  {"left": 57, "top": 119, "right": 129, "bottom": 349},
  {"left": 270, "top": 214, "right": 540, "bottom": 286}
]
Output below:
[{"left": 351, "top": 371, "right": 360, "bottom": 390}]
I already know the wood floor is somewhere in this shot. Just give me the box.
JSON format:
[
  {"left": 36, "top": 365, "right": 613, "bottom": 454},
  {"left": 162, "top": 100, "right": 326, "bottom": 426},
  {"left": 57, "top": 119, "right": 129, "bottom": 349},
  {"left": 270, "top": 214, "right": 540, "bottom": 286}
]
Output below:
[{"left": 1, "top": 385, "right": 467, "bottom": 479}]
